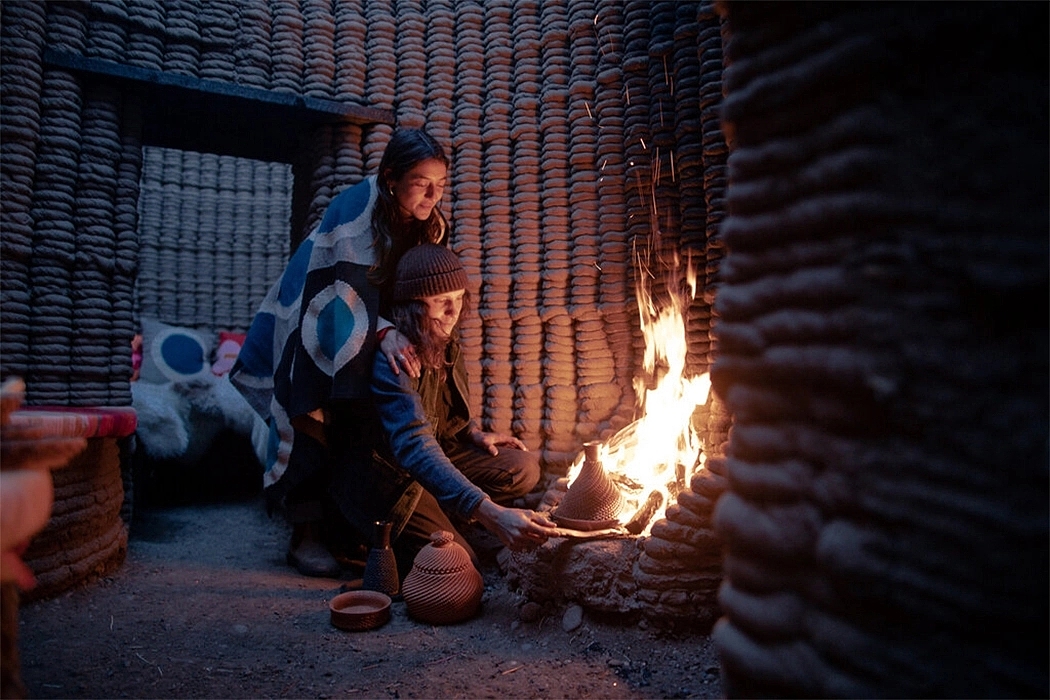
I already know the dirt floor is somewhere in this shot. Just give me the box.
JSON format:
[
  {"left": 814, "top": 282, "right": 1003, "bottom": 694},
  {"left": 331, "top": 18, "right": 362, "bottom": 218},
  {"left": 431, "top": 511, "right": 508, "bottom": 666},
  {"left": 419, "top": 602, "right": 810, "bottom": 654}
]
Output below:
[{"left": 15, "top": 494, "right": 724, "bottom": 699}]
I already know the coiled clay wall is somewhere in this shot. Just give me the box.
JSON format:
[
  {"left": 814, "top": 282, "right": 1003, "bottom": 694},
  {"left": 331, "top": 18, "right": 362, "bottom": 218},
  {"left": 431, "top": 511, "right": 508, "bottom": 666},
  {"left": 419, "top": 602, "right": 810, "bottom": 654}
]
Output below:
[
  {"left": 135, "top": 147, "right": 293, "bottom": 331},
  {"left": 711, "top": 3, "right": 1048, "bottom": 696}
]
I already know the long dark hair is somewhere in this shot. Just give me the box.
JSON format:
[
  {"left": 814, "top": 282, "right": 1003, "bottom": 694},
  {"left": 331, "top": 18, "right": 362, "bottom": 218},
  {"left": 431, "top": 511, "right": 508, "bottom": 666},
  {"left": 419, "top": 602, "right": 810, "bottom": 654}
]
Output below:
[
  {"left": 369, "top": 129, "right": 451, "bottom": 303},
  {"left": 389, "top": 291, "right": 472, "bottom": 371}
]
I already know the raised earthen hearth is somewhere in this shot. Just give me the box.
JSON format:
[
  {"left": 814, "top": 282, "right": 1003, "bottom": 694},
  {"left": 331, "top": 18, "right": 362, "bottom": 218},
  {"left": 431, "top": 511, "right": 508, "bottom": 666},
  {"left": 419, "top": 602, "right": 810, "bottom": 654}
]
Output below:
[{"left": 501, "top": 455, "right": 729, "bottom": 629}]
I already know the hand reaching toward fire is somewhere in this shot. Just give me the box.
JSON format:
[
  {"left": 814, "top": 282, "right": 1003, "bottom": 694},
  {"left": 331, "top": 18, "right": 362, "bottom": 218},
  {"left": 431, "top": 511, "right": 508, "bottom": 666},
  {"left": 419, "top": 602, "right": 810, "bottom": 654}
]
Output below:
[{"left": 471, "top": 498, "right": 557, "bottom": 552}]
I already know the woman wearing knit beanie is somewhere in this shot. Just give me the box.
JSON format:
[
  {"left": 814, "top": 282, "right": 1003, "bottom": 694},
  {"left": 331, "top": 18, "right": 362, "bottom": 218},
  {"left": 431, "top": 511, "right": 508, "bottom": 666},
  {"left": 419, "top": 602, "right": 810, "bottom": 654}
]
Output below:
[{"left": 328, "top": 244, "right": 557, "bottom": 576}]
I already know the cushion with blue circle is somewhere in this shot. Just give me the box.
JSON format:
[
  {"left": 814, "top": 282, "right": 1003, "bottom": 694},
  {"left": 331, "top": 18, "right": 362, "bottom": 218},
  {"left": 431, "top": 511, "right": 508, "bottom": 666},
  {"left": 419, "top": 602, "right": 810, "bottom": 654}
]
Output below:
[{"left": 139, "top": 317, "right": 213, "bottom": 384}]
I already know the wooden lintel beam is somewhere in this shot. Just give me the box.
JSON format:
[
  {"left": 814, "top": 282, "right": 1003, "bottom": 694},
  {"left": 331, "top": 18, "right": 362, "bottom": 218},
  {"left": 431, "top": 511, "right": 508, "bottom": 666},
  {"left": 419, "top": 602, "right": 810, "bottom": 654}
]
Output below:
[{"left": 43, "top": 48, "right": 395, "bottom": 127}]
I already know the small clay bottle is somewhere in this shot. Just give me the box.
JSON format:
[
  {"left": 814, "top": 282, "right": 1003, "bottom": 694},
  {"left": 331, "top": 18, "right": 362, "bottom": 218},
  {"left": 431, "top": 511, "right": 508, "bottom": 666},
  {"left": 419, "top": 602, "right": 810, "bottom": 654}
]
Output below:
[{"left": 362, "top": 520, "right": 400, "bottom": 598}]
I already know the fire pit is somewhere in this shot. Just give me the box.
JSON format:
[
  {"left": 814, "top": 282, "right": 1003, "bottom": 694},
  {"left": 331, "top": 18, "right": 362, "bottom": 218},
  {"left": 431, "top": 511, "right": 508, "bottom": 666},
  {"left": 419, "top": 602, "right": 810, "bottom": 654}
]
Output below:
[
  {"left": 500, "top": 455, "right": 727, "bottom": 630},
  {"left": 500, "top": 257, "right": 730, "bottom": 630},
  {"left": 550, "top": 441, "right": 625, "bottom": 530}
]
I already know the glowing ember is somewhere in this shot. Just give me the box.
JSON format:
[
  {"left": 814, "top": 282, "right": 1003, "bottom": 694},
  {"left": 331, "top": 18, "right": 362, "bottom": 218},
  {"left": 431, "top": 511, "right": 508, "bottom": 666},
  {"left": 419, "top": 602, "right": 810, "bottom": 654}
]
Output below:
[{"left": 567, "top": 250, "right": 711, "bottom": 536}]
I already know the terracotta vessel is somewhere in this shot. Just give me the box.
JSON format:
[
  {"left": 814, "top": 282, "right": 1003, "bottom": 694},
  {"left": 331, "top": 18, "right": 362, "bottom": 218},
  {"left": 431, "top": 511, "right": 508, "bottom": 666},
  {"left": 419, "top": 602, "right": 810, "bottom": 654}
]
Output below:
[
  {"left": 402, "top": 531, "right": 483, "bottom": 625},
  {"left": 362, "top": 520, "right": 400, "bottom": 598},
  {"left": 329, "top": 590, "right": 391, "bottom": 632},
  {"left": 552, "top": 441, "right": 625, "bottom": 530}
]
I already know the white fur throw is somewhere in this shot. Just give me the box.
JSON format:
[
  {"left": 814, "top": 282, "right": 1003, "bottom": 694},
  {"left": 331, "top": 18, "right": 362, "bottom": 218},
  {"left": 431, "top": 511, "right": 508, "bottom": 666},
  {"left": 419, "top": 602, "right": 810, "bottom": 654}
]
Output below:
[{"left": 132, "top": 374, "right": 266, "bottom": 465}]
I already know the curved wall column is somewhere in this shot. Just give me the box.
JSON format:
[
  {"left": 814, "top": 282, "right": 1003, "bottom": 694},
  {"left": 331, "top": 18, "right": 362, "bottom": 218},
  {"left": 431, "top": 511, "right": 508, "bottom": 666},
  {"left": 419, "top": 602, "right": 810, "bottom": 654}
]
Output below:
[{"left": 711, "top": 3, "right": 1048, "bottom": 696}]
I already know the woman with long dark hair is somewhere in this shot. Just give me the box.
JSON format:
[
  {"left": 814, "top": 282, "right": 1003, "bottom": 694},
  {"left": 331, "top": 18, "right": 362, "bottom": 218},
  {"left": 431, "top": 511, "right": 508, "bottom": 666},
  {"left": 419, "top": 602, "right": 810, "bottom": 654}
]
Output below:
[{"left": 231, "top": 128, "right": 461, "bottom": 577}]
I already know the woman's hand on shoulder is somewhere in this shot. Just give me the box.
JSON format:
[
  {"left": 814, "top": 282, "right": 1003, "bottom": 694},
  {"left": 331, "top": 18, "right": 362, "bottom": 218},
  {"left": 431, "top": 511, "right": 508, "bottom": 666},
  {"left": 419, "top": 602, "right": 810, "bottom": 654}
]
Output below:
[{"left": 380, "top": 328, "right": 421, "bottom": 379}]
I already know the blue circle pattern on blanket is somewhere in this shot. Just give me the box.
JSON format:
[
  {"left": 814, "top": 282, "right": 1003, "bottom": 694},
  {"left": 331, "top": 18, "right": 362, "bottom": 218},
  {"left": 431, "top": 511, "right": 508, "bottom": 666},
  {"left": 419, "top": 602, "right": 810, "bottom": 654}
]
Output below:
[
  {"left": 229, "top": 177, "right": 379, "bottom": 487},
  {"left": 318, "top": 296, "right": 353, "bottom": 360},
  {"left": 302, "top": 279, "right": 369, "bottom": 376}
]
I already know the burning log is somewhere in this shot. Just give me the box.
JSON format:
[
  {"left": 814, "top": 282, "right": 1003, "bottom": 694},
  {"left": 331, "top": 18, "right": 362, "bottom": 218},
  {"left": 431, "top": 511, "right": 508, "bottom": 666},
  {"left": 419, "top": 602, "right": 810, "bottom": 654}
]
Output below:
[
  {"left": 665, "top": 462, "right": 688, "bottom": 501},
  {"left": 625, "top": 490, "right": 664, "bottom": 535}
]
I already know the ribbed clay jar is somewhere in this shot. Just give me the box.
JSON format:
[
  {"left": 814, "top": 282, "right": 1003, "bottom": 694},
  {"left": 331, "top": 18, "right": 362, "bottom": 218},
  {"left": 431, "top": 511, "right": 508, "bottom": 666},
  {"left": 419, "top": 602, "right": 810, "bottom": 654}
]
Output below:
[
  {"left": 553, "top": 441, "right": 625, "bottom": 529},
  {"left": 402, "top": 530, "right": 483, "bottom": 625}
]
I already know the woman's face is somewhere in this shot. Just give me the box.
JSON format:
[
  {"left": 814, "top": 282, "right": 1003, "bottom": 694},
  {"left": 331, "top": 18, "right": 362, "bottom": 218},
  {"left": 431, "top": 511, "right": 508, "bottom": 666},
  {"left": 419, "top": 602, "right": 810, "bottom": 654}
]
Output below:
[
  {"left": 388, "top": 159, "right": 447, "bottom": 221},
  {"left": 421, "top": 288, "right": 465, "bottom": 339}
]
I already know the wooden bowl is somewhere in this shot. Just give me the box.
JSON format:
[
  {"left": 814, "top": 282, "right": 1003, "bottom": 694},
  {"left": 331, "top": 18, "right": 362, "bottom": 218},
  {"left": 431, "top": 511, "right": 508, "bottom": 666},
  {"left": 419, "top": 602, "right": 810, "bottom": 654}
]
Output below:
[{"left": 329, "top": 590, "right": 391, "bottom": 632}]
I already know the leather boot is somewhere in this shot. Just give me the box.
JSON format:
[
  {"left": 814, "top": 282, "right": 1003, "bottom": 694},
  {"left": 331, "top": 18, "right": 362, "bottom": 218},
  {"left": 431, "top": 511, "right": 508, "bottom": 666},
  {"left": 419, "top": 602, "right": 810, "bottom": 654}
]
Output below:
[{"left": 286, "top": 522, "right": 340, "bottom": 577}]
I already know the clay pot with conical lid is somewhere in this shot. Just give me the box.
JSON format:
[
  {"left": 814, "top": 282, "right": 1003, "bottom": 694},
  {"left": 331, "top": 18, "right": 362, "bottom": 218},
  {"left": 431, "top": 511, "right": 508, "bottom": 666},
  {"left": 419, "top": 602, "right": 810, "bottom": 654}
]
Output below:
[
  {"left": 552, "top": 441, "right": 625, "bottom": 530},
  {"left": 402, "top": 530, "right": 483, "bottom": 625}
]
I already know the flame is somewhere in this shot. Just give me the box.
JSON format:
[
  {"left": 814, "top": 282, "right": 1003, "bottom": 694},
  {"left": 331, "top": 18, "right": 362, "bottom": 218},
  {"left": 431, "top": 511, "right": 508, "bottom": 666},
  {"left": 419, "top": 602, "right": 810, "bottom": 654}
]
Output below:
[{"left": 567, "top": 250, "right": 711, "bottom": 535}]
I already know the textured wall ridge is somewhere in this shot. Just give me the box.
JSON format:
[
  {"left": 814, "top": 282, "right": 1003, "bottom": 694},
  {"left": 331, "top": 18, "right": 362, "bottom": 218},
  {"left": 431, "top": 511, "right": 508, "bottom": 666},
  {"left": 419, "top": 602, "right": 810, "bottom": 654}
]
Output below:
[{"left": 711, "top": 3, "right": 1049, "bottom": 696}]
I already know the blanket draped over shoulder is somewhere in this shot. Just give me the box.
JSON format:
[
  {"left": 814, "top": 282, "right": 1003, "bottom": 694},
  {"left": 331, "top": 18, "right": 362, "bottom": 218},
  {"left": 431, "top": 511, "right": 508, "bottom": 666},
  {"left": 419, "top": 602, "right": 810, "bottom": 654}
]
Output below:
[{"left": 229, "top": 176, "right": 381, "bottom": 489}]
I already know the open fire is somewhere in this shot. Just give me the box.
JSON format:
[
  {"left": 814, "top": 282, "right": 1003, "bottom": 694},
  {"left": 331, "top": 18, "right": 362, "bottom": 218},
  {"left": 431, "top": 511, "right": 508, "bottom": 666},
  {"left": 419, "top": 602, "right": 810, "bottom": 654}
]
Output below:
[{"left": 564, "top": 250, "right": 712, "bottom": 536}]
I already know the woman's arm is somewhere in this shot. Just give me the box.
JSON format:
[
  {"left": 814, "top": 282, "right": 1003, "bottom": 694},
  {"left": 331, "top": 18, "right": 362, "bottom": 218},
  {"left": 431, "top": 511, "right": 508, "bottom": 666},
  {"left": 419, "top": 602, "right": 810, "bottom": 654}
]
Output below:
[
  {"left": 371, "top": 357, "right": 555, "bottom": 550},
  {"left": 371, "top": 353, "right": 486, "bottom": 518}
]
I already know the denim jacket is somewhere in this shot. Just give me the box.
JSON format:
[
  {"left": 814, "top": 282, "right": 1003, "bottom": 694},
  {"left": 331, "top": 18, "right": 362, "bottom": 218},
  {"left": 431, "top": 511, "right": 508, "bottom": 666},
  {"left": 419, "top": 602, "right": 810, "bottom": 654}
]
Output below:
[{"left": 369, "top": 337, "right": 486, "bottom": 521}]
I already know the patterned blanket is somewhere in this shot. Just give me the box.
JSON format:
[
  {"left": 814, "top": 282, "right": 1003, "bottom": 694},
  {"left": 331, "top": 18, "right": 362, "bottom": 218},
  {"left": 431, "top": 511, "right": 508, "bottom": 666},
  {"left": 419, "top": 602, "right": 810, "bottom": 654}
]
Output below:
[{"left": 229, "top": 176, "right": 381, "bottom": 488}]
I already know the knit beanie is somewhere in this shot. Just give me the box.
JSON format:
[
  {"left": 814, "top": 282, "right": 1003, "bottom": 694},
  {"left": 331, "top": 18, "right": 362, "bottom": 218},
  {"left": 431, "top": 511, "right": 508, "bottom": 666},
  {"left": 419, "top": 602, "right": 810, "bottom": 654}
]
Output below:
[{"left": 393, "top": 243, "right": 468, "bottom": 301}]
